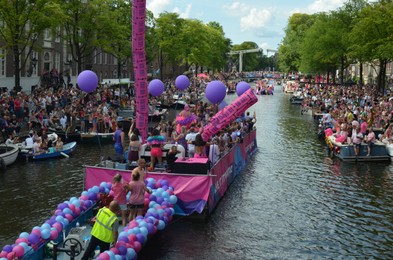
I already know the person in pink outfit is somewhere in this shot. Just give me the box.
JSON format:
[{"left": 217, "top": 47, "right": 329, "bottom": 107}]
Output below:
[
  {"left": 366, "top": 127, "right": 376, "bottom": 156},
  {"left": 125, "top": 172, "right": 152, "bottom": 221},
  {"left": 111, "top": 174, "right": 128, "bottom": 226}
]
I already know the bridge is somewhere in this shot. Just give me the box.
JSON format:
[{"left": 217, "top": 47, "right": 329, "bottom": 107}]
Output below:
[{"left": 228, "top": 48, "right": 263, "bottom": 72}]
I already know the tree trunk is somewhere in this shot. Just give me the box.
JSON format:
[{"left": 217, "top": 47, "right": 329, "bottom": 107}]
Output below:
[
  {"left": 377, "top": 59, "right": 386, "bottom": 93},
  {"left": 159, "top": 49, "right": 163, "bottom": 80},
  {"left": 13, "top": 46, "right": 21, "bottom": 91},
  {"left": 359, "top": 62, "right": 363, "bottom": 86},
  {"left": 340, "top": 56, "right": 344, "bottom": 85},
  {"left": 326, "top": 71, "right": 329, "bottom": 84}
]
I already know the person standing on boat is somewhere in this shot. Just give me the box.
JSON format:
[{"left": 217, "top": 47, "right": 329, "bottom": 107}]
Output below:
[
  {"left": 128, "top": 134, "right": 141, "bottom": 164},
  {"left": 147, "top": 129, "right": 165, "bottom": 170},
  {"left": 366, "top": 127, "right": 376, "bottom": 156},
  {"left": 132, "top": 158, "right": 147, "bottom": 180},
  {"left": 81, "top": 201, "right": 120, "bottom": 260},
  {"left": 185, "top": 127, "right": 197, "bottom": 158},
  {"left": 125, "top": 171, "right": 152, "bottom": 221},
  {"left": 351, "top": 122, "right": 363, "bottom": 157},
  {"left": 111, "top": 174, "right": 128, "bottom": 227},
  {"left": 113, "top": 123, "right": 125, "bottom": 162}
]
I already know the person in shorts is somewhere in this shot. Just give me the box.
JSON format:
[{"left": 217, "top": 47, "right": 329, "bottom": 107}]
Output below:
[{"left": 125, "top": 172, "right": 152, "bottom": 221}]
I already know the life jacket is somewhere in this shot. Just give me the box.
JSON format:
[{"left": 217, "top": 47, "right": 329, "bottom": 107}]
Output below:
[{"left": 91, "top": 207, "right": 117, "bottom": 243}]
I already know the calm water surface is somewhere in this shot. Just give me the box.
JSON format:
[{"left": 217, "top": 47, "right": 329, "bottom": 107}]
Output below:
[{"left": 1, "top": 86, "right": 393, "bottom": 259}]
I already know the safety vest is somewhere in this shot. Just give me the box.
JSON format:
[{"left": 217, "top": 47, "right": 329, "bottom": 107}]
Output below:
[{"left": 91, "top": 207, "right": 117, "bottom": 243}]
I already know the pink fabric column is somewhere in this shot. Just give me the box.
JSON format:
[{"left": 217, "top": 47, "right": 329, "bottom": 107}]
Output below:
[{"left": 132, "top": 0, "right": 148, "bottom": 141}]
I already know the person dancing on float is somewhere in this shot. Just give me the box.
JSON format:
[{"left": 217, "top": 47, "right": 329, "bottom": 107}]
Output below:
[
  {"left": 176, "top": 104, "right": 197, "bottom": 134},
  {"left": 147, "top": 129, "right": 165, "bottom": 170}
]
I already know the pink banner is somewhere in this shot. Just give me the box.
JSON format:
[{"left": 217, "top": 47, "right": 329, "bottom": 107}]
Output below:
[
  {"left": 85, "top": 167, "right": 211, "bottom": 203},
  {"left": 202, "top": 88, "right": 258, "bottom": 141}
]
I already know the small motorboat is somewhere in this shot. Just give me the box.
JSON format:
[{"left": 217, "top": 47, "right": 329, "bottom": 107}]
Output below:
[
  {"left": 32, "top": 141, "right": 77, "bottom": 160},
  {"left": 0, "top": 143, "right": 19, "bottom": 170}
]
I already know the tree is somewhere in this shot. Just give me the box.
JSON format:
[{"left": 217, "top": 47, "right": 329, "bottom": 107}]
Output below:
[
  {"left": 155, "top": 12, "right": 186, "bottom": 77},
  {"left": 349, "top": 1, "right": 393, "bottom": 92},
  {"left": 0, "top": 0, "right": 63, "bottom": 89},
  {"left": 95, "top": 0, "right": 133, "bottom": 79},
  {"left": 277, "top": 13, "right": 316, "bottom": 73},
  {"left": 60, "top": 0, "right": 111, "bottom": 73}
]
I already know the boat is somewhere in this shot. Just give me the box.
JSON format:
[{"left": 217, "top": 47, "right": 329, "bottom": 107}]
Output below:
[
  {"left": 326, "top": 135, "right": 390, "bottom": 162},
  {"left": 284, "top": 80, "right": 296, "bottom": 94},
  {"left": 289, "top": 95, "right": 304, "bottom": 105},
  {"left": 117, "top": 108, "right": 168, "bottom": 122},
  {"left": 30, "top": 141, "right": 77, "bottom": 160},
  {"left": 46, "top": 127, "right": 81, "bottom": 143},
  {"left": 0, "top": 143, "right": 19, "bottom": 170},
  {"left": 80, "top": 132, "right": 114, "bottom": 145},
  {"left": 85, "top": 129, "right": 258, "bottom": 218}
]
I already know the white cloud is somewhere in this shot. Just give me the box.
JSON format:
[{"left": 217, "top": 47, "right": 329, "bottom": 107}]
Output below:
[
  {"left": 223, "top": 1, "right": 250, "bottom": 15},
  {"left": 147, "top": 0, "right": 171, "bottom": 17},
  {"left": 240, "top": 8, "right": 272, "bottom": 31},
  {"left": 291, "top": 0, "right": 346, "bottom": 14},
  {"left": 173, "top": 4, "right": 192, "bottom": 19}
]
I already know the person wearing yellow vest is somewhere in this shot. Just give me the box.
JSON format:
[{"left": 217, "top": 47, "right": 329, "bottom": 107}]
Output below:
[{"left": 81, "top": 201, "right": 120, "bottom": 260}]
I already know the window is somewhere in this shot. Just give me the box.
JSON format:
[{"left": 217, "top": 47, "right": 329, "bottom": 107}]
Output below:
[
  {"left": 44, "top": 29, "right": 51, "bottom": 41},
  {"left": 0, "top": 49, "right": 5, "bottom": 77},
  {"left": 55, "top": 27, "right": 61, "bottom": 43}
]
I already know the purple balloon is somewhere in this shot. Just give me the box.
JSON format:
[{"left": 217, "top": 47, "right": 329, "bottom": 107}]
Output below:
[
  {"left": 205, "top": 81, "right": 226, "bottom": 104},
  {"left": 135, "top": 233, "right": 145, "bottom": 244},
  {"left": 175, "top": 75, "right": 189, "bottom": 91},
  {"left": 117, "top": 245, "right": 127, "bottom": 255},
  {"left": 27, "top": 233, "right": 40, "bottom": 245},
  {"left": 148, "top": 79, "right": 164, "bottom": 96},
  {"left": 77, "top": 70, "right": 98, "bottom": 93},
  {"left": 219, "top": 100, "right": 227, "bottom": 110},
  {"left": 236, "top": 81, "right": 251, "bottom": 96},
  {"left": 2, "top": 245, "right": 13, "bottom": 253}
]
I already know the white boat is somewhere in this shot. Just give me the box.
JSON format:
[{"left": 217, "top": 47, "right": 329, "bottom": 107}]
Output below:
[{"left": 0, "top": 143, "right": 19, "bottom": 170}]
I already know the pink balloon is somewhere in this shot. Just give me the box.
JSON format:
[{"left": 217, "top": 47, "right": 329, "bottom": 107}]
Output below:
[
  {"left": 52, "top": 222, "right": 63, "bottom": 233},
  {"left": 133, "top": 241, "right": 142, "bottom": 253},
  {"left": 7, "top": 252, "right": 16, "bottom": 260},
  {"left": 98, "top": 252, "right": 110, "bottom": 260},
  {"left": 31, "top": 228, "right": 41, "bottom": 237},
  {"left": 68, "top": 204, "right": 76, "bottom": 213},
  {"left": 64, "top": 213, "right": 73, "bottom": 223},
  {"left": 50, "top": 229, "right": 59, "bottom": 240},
  {"left": 12, "top": 245, "right": 24, "bottom": 258},
  {"left": 15, "top": 238, "right": 28, "bottom": 244},
  {"left": 0, "top": 251, "right": 7, "bottom": 258},
  {"left": 110, "top": 247, "right": 119, "bottom": 255},
  {"left": 74, "top": 207, "right": 81, "bottom": 216}
]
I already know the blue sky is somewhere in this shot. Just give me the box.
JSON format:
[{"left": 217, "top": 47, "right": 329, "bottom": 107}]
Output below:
[{"left": 147, "top": 0, "right": 347, "bottom": 55}]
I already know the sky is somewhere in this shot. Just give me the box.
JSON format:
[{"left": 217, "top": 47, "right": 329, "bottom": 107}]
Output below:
[{"left": 147, "top": 0, "right": 347, "bottom": 55}]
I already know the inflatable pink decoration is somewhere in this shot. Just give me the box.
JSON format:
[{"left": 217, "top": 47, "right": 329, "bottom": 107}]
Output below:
[
  {"left": 132, "top": 0, "right": 148, "bottom": 141},
  {"left": 202, "top": 88, "right": 258, "bottom": 141}
]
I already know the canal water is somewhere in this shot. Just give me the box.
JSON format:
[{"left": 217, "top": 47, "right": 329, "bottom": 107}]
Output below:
[{"left": 1, "top": 86, "right": 393, "bottom": 259}]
